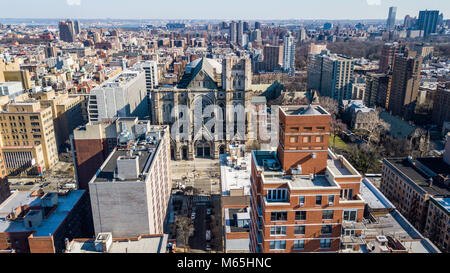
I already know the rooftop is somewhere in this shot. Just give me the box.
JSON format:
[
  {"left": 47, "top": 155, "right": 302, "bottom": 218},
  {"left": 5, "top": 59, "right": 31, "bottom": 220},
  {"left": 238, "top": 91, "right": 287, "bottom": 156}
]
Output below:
[
  {"left": 280, "top": 104, "right": 330, "bottom": 116},
  {"left": 66, "top": 234, "right": 168, "bottom": 253},
  {"left": 0, "top": 190, "right": 85, "bottom": 236},
  {"left": 92, "top": 143, "right": 157, "bottom": 183},
  {"left": 385, "top": 158, "right": 450, "bottom": 196},
  {"left": 225, "top": 208, "right": 250, "bottom": 233},
  {"left": 220, "top": 154, "right": 251, "bottom": 196}
]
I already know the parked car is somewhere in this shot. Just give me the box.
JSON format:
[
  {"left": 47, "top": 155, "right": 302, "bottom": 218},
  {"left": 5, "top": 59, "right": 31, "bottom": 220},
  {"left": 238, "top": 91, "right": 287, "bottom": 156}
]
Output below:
[
  {"left": 205, "top": 243, "right": 211, "bottom": 251},
  {"left": 206, "top": 208, "right": 212, "bottom": 215},
  {"left": 24, "top": 182, "right": 34, "bottom": 186},
  {"left": 191, "top": 212, "right": 196, "bottom": 220}
]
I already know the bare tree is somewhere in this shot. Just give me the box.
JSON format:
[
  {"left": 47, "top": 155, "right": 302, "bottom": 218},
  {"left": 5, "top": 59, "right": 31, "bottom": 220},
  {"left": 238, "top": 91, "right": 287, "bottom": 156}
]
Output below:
[
  {"left": 360, "top": 110, "right": 390, "bottom": 146},
  {"left": 176, "top": 215, "right": 193, "bottom": 253}
]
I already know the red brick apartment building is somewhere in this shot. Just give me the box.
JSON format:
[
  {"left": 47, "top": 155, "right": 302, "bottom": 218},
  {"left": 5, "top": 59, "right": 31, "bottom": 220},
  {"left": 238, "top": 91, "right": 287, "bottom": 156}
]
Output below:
[
  {"left": 0, "top": 189, "right": 93, "bottom": 253},
  {"left": 249, "top": 105, "right": 365, "bottom": 253}
]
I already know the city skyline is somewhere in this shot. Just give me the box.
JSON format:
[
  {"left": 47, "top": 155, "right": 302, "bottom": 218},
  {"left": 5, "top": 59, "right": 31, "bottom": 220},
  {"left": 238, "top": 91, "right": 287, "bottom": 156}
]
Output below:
[{"left": 0, "top": 0, "right": 448, "bottom": 20}]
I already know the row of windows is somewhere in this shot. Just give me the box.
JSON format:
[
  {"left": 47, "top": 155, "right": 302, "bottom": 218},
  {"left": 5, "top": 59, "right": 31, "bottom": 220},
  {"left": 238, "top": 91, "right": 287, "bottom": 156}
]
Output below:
[
  {"left": 269, "top": 239, "right": 331, "bottom": 250},
  {"left": 270, "top": 224, "right": 333, "bottom": 236},
  {"left": 270, "top": 210, "right": 335, "bottom": 221}
]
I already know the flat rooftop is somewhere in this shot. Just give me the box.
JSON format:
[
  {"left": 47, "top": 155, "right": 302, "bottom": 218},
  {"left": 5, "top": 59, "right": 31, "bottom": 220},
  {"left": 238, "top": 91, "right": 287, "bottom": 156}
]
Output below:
[
  {"left": 67, "top": 234, "right": 168, "bottom": 253},
  {"left": 0, "top": 190, "right": 85, "bottom": 236},
  {"left": 280, "top": 105, "right": 330, "bottom": 116},
  {"left": 327, "top": 158, "right": 353, "bottom": 176},
  {"left": 434, "top": 197, "right": 450, "bottom": 213},
  {"left": 93, "top": 144, "right": 157, "bottom": 183},
  {"left": 360, "top": 178, "right": 395, "bottom": 210},
  {"left": 220, "top": 154, "right": 251, "bottom": 196},
  {"left": 385, "top": 158, "right": 450, "bottom": 196}
]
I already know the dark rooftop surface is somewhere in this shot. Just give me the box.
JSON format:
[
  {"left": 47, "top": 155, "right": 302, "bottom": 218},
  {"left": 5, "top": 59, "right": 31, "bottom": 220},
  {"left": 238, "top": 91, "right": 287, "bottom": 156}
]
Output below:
[
  {"left": 386, "top": 158, "right": 450, "bottom": 196},
  {"left": 93, "top": 144, "right": 157, "bottom": 183},
  {"left": 416, "top": 157, "right": 450, "bottom": 177}
]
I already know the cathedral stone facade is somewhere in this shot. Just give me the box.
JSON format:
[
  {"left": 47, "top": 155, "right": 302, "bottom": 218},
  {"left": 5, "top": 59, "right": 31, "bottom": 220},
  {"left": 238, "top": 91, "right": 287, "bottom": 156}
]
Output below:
[{"left": 150, "top": 56, "right": 257, "bottom": 160}]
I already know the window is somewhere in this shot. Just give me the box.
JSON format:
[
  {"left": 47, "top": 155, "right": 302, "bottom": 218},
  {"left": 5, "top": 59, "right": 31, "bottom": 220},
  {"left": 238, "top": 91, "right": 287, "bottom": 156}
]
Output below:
[
  {"left": 294, "top": 225, "right": 305, "bottom": 235},
  {"left": 295, "top": 211, "right": 306, "bottom": 221},
  {"left": 267, "top": 189, "right": 288, "bottom": 202},
  {"left": 317, "top": 126, "right": 325, "bottom": 131},
  {"left": 290, "top": 127, "right": 299, "bottom": 132},
  {"left": 322, "top": 210, "right": 334, "bottom": 220},
  {"left": 320, "top": 239, "right": 331, "bottom": 249},
  {"left": 270, "top": 226, "right": 286, "bottom": 236},
  {"left": 321, "top": 225, "right": 332, "bottom": 234},
  {"left": 315, "top": 136, "right": 323, "bottom": 143},
  {"left": 299, "top": 196, "right": 305, "bottom": 205},
  {"left": 328, "top": 195, "right": 334, "bottom": 205},
  {"left": 304, "top": 127, "right": 312, "bottom": 131},
  {"left": 271, "top": 211, "right": 287, "bottom": 221},
  {"left": 343, "top": 210, "right": 357, "bottom": 221},
  {"left": 289, "top": 136, "right": 298, "bottom": 143},
  {"left": 269, "top": 240, "right": 286, "bottom": 250},
  {"left": 303, "top": 136, "right": 311, "bottom": 143},
  {"left": 293, "top": 240, "right": 304, "bottom": 250},
  {"left": 316, "top": 196, "right": 322, "bottom": 206}
]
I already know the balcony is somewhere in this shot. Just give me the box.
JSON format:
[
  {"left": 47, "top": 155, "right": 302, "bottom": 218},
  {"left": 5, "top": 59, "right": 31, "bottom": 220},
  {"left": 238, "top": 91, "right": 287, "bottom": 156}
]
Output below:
[{"left": 341, "top": 235, "right": 365, "bottom": 245}]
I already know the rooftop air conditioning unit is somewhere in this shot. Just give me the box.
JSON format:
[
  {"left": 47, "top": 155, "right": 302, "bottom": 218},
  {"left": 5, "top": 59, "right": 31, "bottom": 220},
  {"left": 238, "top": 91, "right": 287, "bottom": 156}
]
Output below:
[
  {"left": 299, "top": 202, "right": 304, "bottom": 207},
  {"left": 329, "top": 202, "right": 333, "bottom": 206}
]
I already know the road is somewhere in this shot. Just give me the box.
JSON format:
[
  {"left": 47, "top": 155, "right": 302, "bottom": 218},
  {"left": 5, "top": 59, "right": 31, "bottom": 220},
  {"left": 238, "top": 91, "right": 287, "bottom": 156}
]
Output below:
[{"left": 190, "top": 204, "right": 207, "bottom": 251}]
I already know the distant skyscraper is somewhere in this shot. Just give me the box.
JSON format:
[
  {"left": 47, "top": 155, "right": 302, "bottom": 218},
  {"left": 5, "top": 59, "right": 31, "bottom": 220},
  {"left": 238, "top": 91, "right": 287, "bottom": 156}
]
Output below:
[
  {"left": 387, "top": 6, "right": 397, "bottom": 31},
  {"left": 418, "top": 10, "right": 440, "bottom": 37},
  {"left": 237, "top": 21, "right": 244, "bottom": 46},
  {"left": 230, "top": 21, "right": 237, "bottom": 43},
  {"left": 282, "top": 32, "right": 295, "bottom": 76},
  {"left": 74, "top": 20, "right": 81, "bottom": 34},
  {"left": 300, "top": 28, "right": 307, "bottom": 42},
  {"left": 59, "top": 20, "right": 75, "bottom": 42},
  {"left": 263, "top": 45, "right": 283, "bottom": 71},
  {"left": 378, "top": 42, "right": 406, "bottom": 73},
  {"left": 255, "top": 21, "right": 261, "bottom": 30}
]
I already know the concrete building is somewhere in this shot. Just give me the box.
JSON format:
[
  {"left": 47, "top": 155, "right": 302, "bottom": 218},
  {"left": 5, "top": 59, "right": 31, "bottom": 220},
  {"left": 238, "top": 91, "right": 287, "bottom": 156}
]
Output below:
[
  {"left": 249, "top": 105, "right": 366, "bottom": 253},
  {"left": 282, "top": 32, "right": 295, "bottom": 76},
  {"left": 230, "top": 21, "right": 237, "bottom": 44},
  {"left": 133, "top": 61, "right": 159, "bottom": 122},
  {"left": 59, "top": 20, "right": 75, "bottom": 43},
  {"left": 0, "top": 189, "right": 93, "bottom": 253},
  {"left": 307, "top": 50, "right": 355, "bottom": 103},
  {"left": 0, "top": 100, "right": 58, "bottom": 175},
  {"left": 388, "top": 52, "right": 422, "bottom": 118},
  {"left": 88, "top": 70, "right": 148, "bottom": 122},
  {"left": 88, "top": 124, "right": 171, "bottom": 237}
]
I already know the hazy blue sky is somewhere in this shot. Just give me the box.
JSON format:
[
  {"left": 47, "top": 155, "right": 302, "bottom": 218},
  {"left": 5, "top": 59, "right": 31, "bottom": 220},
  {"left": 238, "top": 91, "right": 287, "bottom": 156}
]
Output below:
[{"left": 0, "top": 0, "right": 448, "bottom": 20}]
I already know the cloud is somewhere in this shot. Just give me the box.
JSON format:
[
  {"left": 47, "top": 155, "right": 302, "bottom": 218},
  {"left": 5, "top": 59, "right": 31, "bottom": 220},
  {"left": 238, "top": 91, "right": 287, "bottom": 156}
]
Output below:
[
  {"left": 66, "top": 0, "right": 81, "bottom": 6},
  {"left": 366, "top": 0, "right": 381, "bottom": 6}
]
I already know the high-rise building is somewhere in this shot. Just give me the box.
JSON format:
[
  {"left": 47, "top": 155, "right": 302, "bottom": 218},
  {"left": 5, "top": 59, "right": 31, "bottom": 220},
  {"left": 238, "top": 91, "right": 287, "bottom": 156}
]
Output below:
[
  {"left": 88, "top": 124, "right": 171, "bottom": 237},
  {"left": 87, "top": 70, "right": 148, "bottom": 122},
  {"left": 263, "top": 45, "right": 283, "bottom": 72},
  {"left": 307, "top": 51, "right": 354, "bottom": 103},
  {"left": 255, "top": 21, "right": 261, "bottom": 30},
  {"left": 58, "top": 20, "right": 75, "bottom": 43},
  {"left": 237, "top": 21, "right": 244, "bottom": 46},
  {"left": 418, "top": 10, "right": 440, "bottom": 38},
  {"left": 364, "top": 73, "right": 392, "bottom": 108},
  {"left": 432, "top": 85, "right": 450, "bottom": 128},
  {"left": 74, "top": 20, "right": 81, "bottom": 34},
  {"left": 378, "top": 42, "right": 406, "bottom": 73},
  {"left": 133, "top": 61, "right": 159, "bottom": 121},
  {"left": 387, "top": 52, "right": 422, "bottom": 118},
  {"left": 251, "top": 29, "right": 262, "bottom": 42},
  {"left": 0, "top": 100, "right": 58, "bottom": 175},
  {"left": 386, "top": 7, "right": 397, "bottom": 31},
  {"left": 300, "top": 28, "right": 307, "bottom": 42},
  {"left": 282, "top": 32, "right": 296, "bottom": 76},
  {"left": 230, "top": 21, "right": 237, "bottom": 44},
  {"left": 249, "top": 105, "right": 366, "bottom": 253}
]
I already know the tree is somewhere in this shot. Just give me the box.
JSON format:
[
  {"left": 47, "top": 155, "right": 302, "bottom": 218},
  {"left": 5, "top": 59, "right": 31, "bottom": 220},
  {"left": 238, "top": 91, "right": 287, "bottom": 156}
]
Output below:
[
  {"left": 357, "top": 110, "right": 390, "bottom": 146},
  {"left": 176, "top": 215, "right": 194, "bottom": 253}
]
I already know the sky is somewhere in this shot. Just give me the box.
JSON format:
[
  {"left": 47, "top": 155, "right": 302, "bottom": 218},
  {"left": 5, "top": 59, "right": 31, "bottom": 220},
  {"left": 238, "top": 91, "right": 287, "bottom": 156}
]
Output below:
[{"left": 0, "top": 0, "right": 448, "bottom": 20}]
